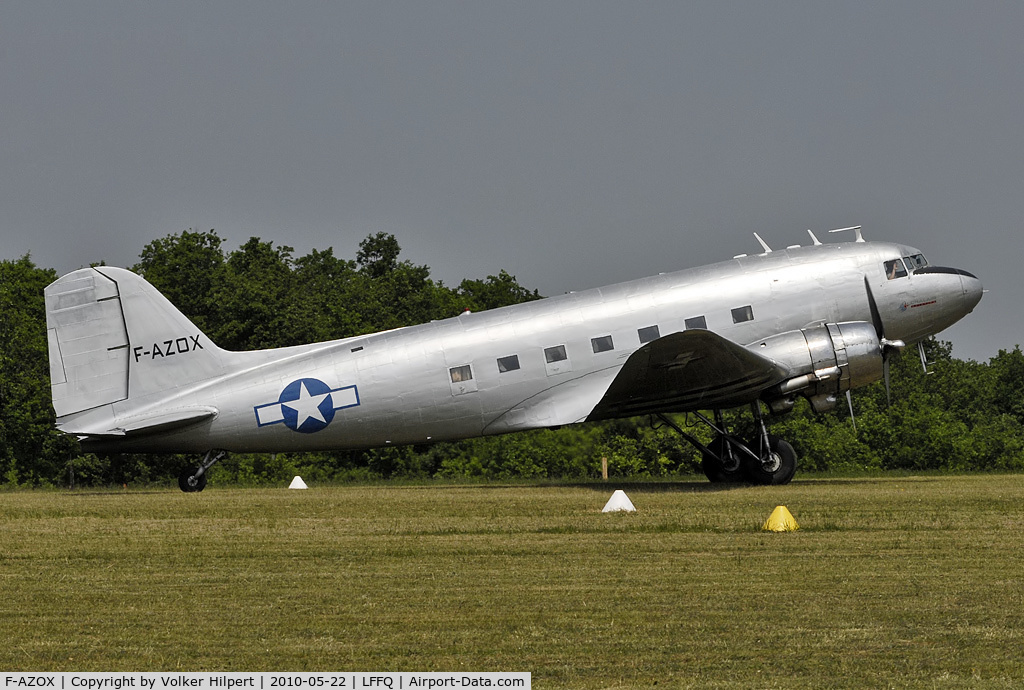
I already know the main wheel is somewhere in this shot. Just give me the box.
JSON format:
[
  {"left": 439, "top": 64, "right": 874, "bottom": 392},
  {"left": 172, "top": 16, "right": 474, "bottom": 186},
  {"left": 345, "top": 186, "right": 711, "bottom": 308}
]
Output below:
[
  {"left": 700, "top": 434, "right": 746, "bottom": 483},
  {"left": 178, "top": 468, "right": 208, "bottom": 492},
  {"left": 742, "top": 435, "right": 797, "bottom": 486}
]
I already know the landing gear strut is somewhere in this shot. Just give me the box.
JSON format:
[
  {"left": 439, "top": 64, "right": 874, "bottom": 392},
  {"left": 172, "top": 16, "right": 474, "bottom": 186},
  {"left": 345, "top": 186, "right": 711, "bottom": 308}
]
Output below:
[
  {"left": 701, "top": 432, "right": 745, "bottom": 483},
  {"left": 178, "top": 450, "right": 227, "bottom": 492},
  {"left": 655, "top": 403, "right": 797, "bottom": 486}
]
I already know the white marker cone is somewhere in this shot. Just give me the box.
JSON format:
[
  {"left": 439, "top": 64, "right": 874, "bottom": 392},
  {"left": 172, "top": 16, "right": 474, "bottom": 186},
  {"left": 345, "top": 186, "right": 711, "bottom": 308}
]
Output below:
[
  {"left": 288, "top": 476, "right": 308, "bottom": 490},
  {"left": 602, "top": 489, "right": 636, "bottom": 513}
]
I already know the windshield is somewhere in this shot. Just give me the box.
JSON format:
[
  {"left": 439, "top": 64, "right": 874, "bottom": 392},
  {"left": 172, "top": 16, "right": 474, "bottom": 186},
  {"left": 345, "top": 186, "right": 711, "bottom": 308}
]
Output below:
[{"left": 904, "top": 253, "right": 928, "bottom": 270}]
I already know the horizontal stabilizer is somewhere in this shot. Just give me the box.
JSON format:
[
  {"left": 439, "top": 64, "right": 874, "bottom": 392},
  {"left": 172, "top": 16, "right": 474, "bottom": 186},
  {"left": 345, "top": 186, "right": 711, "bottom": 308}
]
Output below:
[{"left": 67, "top": 406, "right": 218, "bottom": 439}]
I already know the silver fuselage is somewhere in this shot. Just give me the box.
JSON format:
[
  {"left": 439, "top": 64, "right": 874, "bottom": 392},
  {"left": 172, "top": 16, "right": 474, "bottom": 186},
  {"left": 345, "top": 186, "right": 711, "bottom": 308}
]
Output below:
[{"left": 55, "top": 241, "right": 982, "bottom": 453}]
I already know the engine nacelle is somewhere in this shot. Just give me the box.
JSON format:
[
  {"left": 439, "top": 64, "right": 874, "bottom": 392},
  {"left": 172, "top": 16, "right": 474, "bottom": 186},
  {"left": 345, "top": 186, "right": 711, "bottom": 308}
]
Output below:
[{"left": 751, "top": 321, "right": 884, "bottom": 413}]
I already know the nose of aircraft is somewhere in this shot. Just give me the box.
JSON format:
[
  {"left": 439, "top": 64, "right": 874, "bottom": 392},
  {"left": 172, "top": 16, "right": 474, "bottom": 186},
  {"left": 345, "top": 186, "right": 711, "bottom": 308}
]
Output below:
[
  {"left": 959, "top": 269, "right": 984, "bottom": 313},
  {"left": 904, "top": 265, "right": 983, "bottom": 340}
]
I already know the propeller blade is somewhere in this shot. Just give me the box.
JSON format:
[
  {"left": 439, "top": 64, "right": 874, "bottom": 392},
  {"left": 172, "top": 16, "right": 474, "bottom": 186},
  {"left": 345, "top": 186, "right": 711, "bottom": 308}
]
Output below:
[
  {"left": 863, "top": 277, "right": 885, "bottom": 340},
  {"left": 918, "top": 341, "right": 931, "bottom": 374},
  {"left": 845, "top": 390, "right": 857, "bottom": 432},
  {"left": 883, "top": 355, "right": 891, "bottom": 407},
  {"left": 878, "top": 340, "right": 902, "bottom": 409}
]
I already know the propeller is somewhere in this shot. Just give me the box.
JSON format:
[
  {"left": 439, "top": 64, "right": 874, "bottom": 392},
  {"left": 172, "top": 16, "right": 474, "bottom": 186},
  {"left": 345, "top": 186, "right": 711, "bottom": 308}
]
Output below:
[
  {"left": 863, "top": 278, "right": 905, "bottom": 405},
  {"left": 879, "top": 338, "right": 906, "bottom": 405},
  {"left": 918, "top": 341, "right": 932, "bottom": 374}
]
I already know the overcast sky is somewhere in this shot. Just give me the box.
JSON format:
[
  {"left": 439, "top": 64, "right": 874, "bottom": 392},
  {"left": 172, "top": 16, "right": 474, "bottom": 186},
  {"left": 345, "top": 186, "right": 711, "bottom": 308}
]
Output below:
[{"left": 3, "top": 2, "right": 1020, "bottom": 361}]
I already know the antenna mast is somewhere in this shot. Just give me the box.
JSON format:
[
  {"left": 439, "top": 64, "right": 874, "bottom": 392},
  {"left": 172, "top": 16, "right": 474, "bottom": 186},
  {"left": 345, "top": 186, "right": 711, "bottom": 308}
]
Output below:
[{"left": 828, "top": 225, "right": 865, "bottom": 242}]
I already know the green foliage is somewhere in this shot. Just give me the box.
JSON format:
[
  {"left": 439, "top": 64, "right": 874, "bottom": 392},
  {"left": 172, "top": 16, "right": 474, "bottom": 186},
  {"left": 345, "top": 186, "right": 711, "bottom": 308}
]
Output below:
[
  {"left": 0, "top": 256, "right": 80, "bottom": 486},
  {"left": 433, "top": 426, "right": 605, "bottom": 480},
  {"left": 291, "top": 248, "right": 364, "bottom": 342},
  {"left": 219, "top": 238, "right": 300, "bottom": 349},
  {"left": 351, "top": 233, "right": 459, "bottom": 332},
  {"left": 770, "top": 341, "right": 1024, "bottom": 474},
  {"left": 595, "top": 416, "right": 706, "bottom": 477},
  {"left": 355, "top": 232, "right": 402, "bottom": 279},
  {"left": 132, "top": 229, "right": 226, "bottom": 336},
  {"left": 457, "top": 270, "right": 542, "bottom": 311},
  {"left": 990, "top": 346, "right": 1024, "bottom": 421}
]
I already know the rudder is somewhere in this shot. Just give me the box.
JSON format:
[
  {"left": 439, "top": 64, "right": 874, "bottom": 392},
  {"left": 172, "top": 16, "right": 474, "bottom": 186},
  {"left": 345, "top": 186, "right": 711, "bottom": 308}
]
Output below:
[
  {"left": 46, "top": 266, "right": 229, "bottom": 418},
  {"left": 46, "top": 268, "right": 130, "bottom": 417}
]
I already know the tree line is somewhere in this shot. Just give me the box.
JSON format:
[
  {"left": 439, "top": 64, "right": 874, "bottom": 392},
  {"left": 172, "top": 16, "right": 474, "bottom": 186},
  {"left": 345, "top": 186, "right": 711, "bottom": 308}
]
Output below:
[{"left": 2, "top": 229, "right": 1023, "bottom": 487}]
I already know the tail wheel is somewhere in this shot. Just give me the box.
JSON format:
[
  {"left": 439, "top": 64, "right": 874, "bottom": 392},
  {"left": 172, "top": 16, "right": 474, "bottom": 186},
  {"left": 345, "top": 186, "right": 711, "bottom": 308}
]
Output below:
[
  {"left": 177, "top": 450, "right": 226, "bottom": 492},
  {"left": 742, "top": 435, "right": 797, "bottom": 486},
  {"left": 700, "top": 435, "right": 746, "bottom": 484},
  {"left": 178, "top": 469, "right": 208, "bottom": 492}
]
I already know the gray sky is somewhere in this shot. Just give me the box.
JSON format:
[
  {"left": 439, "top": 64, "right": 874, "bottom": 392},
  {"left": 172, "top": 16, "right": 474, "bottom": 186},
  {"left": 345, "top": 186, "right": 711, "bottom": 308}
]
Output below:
[{"left": 3, "top": 2, "right": 1020, "bottom": 361}]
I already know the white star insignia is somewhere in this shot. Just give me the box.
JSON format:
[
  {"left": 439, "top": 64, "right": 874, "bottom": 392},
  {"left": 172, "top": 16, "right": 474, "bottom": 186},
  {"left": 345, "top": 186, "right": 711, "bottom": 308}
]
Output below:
[{"left": 282, "top": 381, "right": 330, "bottom": 428}]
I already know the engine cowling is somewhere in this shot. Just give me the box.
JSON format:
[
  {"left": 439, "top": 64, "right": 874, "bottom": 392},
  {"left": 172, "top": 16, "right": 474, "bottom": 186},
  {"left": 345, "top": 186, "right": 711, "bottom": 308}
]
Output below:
[{"left": 751, "top": 321, "right": 884, "bottom": 413}]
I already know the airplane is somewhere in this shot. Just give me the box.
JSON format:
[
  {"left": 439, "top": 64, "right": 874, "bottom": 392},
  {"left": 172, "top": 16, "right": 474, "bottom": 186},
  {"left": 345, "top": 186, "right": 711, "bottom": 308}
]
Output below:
[{"left": 44, "top": 227, "right": 983, "bottom": 491}]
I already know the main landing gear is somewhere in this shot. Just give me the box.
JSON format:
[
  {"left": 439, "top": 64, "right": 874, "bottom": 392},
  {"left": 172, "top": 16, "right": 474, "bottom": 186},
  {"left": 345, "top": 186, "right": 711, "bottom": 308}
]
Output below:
[
  {"left": 178, "top": 449, "right": 227, "bottom": 492},
  {"left": 655, "top": 404, "right": 797, "bottom": 486}
]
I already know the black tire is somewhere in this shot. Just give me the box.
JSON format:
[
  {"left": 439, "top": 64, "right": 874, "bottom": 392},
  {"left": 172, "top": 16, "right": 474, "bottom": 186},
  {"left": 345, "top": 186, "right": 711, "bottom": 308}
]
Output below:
[
  {"left": 700, "top": 435, "right": 746, "bottom": 484},
  {"left": 178, "top": 468, "right": 208, "bottom": 492},
  {"left": 742, "top": 435, "right": 797, "bottom": 486}
]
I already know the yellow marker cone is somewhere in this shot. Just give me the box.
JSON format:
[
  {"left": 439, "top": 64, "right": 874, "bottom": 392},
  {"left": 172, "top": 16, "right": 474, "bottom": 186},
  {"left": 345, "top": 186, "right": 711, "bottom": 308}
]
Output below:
[{"left": 762, "top": 505, "right": 799, "bottom": 532}]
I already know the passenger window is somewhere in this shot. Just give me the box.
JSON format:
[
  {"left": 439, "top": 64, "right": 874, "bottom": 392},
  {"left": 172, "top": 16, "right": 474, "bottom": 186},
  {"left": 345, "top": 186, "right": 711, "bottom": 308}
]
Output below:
[
  {"left": 638, "top": 325, "right": 660, "bottom": 344},
  {"left": 497, "top": 355, "right": 520, "bottom": 373},
  {"left": 544, "top": 344, "right": 571, "bottom": 376},
  {"left": 684, "top": 315, "right": 707, "bottom": 330},
  {"left": 544, "top": 345, "right": 567, "bottom": 363},
  {"left": 731, "top": 306, "right": 754, "bottom": 324},
  {"left": 591, "top": 335, "right": 614, "bottom": 353},
  {"left": 449, "top": 365, "right": 473, "bottom": 383},
  {"left": 905, "top": 254, "right": 928, "bottom": 271},
  {"left": 885, "top": 259, "right": 908, "bottom": 280}
]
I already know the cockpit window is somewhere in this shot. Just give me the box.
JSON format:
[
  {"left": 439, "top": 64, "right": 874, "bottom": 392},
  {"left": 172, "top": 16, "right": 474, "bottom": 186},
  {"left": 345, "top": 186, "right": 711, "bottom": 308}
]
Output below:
[
  {"left": 885, "top": 258, "right": 908, "bottom": 280},
  {"left": 904, "top": 254, "right": 928, "bottom": 270}
]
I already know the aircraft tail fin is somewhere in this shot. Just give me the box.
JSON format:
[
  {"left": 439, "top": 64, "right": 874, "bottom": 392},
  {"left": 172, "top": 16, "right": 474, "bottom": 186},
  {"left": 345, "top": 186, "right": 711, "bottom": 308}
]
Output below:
[{"left": 45, "top": 266, "right": 231, "bottom": 419}]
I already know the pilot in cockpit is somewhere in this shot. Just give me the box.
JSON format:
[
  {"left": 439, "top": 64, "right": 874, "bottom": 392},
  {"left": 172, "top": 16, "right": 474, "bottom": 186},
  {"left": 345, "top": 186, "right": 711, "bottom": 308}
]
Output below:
[{"left": 885, "top": 259, "right": 907, "bottom": 280}]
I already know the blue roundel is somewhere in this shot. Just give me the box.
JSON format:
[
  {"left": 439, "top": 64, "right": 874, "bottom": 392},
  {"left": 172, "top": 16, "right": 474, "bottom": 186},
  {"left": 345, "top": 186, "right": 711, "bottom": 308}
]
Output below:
[{"left": 278, "top": 378, "right": 336, "bottom": 434}]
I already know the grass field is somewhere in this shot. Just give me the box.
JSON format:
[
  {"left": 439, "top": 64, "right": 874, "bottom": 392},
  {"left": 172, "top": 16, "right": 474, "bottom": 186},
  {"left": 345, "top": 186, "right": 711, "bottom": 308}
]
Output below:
[{"left": 2, "top": 475, "right": 1023, "bottom": 688}]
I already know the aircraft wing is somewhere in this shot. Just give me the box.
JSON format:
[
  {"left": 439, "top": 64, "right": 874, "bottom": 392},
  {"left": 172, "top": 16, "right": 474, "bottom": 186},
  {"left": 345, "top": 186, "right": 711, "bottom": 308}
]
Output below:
[{"left": 586, "top": 330, "right": 790, "bottom": 420}]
